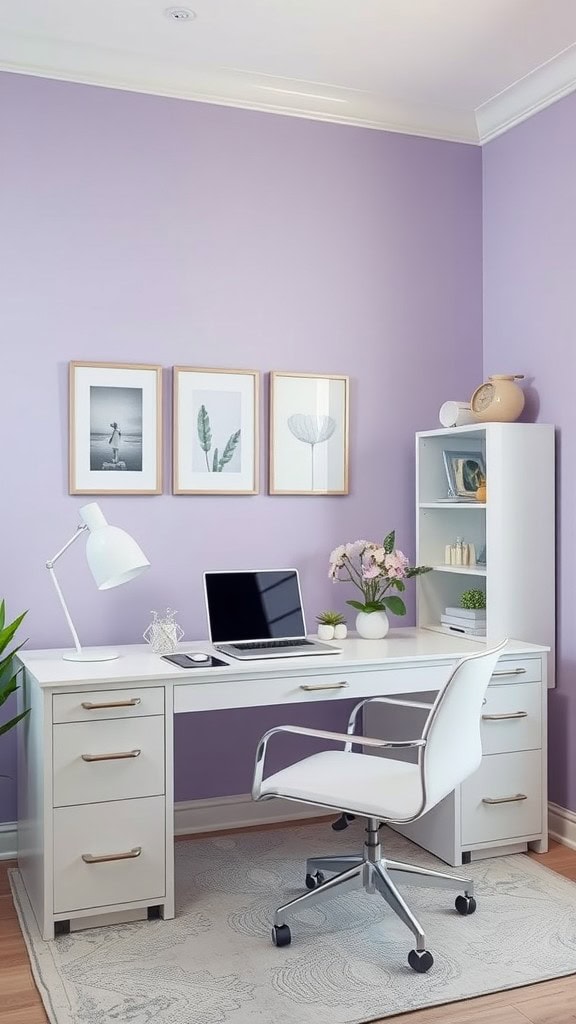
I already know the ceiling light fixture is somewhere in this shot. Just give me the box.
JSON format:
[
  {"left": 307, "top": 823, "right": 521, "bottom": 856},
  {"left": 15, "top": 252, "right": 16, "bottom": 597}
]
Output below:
[{"left": 164, "top": 7, "right": 196, "bottom": 21}]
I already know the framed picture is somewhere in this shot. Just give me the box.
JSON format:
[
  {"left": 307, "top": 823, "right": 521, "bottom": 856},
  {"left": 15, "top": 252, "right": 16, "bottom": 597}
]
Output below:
[
  {"left": 443, "top": 449, "right": 486, "bottom": 499},
  {"left": 69, "top": 362, "right": 162, "bottom": 495},
  {"left": 173, "top": 367, "right": 259, "bottom": 495},
  {"left": 269, "top": 371, "right": 349, "bottom": 495}
]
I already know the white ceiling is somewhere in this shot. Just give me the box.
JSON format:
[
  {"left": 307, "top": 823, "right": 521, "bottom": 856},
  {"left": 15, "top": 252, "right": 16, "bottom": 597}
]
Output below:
[{"left": 2, "top": 0, "right": 576, "bottom": 143}]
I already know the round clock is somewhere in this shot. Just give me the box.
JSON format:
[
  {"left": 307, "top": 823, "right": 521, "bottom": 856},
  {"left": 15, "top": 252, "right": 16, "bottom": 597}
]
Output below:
[{"left": 470, "top": 374, "right": 525, "bottom": 423}]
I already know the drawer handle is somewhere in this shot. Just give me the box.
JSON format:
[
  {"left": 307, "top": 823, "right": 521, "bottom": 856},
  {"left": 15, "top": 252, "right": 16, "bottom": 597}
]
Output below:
[
  {"left": 81, "top": 749, "right": 141, "bottom": 762},
  {"left": 299, "top": 681, "right": 349, "bottom": 692},
  {"left": 82, "top": 847, "right": 142, "bottom": 864},
  {"left": 482, "top": 793, "right": 527, "bottom": 805},
  {"left": 482, "top": 711, "right": 528, "bottom": 721},
  {"left": 492, "top": 668, "right": 527, "bottom": 678},
  {"left": 81, "top": 698, "right": 142, "bottom": 710}
]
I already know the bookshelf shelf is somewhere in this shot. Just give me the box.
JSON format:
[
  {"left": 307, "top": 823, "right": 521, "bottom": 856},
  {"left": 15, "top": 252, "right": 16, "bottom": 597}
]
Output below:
[{"left": 415, "top": 423, "right": 555, "bottom": 681}]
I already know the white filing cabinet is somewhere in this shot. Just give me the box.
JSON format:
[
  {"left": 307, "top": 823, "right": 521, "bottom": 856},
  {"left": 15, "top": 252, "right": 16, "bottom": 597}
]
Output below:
[{"left": 365, "top": 654, "right": 548, "bottom": 866}]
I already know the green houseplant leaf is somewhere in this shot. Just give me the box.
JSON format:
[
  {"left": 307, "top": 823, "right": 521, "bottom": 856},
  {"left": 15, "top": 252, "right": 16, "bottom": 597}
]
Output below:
[
  {"left": 382, "top": 595, "right": 407, "bottom": 616},
  {"left": 218, "top": 429, "right": 241, "bottom": 471},
  {"left": 212, "top": 448, "right": 219, "bottom": 472},
  {"left": 383, "top": 531, "right": 395, "bottom": 554},
  {"left": 0, "top": 606, "right": 29, "bottom": 764}
]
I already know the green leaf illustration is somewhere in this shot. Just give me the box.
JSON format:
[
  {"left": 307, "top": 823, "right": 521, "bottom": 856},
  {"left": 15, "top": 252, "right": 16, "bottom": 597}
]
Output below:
[
  {"left": 218, "top": 429, "right": 241, "bottom": 471},
  {"left": 212, "top": 448, "right": 219, "bottom": 472},
  {"left": 197, "top": 405, "right": 212, "bottom": 452}
]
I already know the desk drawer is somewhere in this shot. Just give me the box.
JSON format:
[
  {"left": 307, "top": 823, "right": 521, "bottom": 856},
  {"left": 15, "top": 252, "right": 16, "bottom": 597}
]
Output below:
[
  {"left": 174, "top": 664, "right": 455, "bottom": 713},
  {"left": 489, "top": 658, "right": 542, "bottom": 685},
  {"left": 54, "top": 796, "right": 165, "bottom": 914},
  {"left": 53, "top": 687, "right": 164, "bottom": 723},
  {"left": 53, "top": 717, "right": 165, "bottom": 807},
  {"left": 461, "top": 751, "right": 542, "bottom": 846},
  {"left": 481, "top": 683, "right": 541, "bottom": 755}
]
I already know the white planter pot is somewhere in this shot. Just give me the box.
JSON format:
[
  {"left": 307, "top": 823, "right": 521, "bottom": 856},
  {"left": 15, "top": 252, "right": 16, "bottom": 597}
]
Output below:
[
  {"left": 317, "top": 624, "right": 335, "bottom": 641},
  {"left": 355, "top": 610, "right": 390, "bottom": 640},
  {"left": 333, "top": 623, "right": 348, "bottom": 640}
]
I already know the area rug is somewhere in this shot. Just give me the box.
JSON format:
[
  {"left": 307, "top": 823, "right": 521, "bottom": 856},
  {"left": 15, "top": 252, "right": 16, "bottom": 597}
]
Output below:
[{"left": 10, "top": 821, "right": 576, "bottom": 1024}]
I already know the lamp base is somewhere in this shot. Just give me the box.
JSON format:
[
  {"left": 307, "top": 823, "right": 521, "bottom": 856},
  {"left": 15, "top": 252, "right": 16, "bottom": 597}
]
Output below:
[{"left": 63, "top": 648, "right": 119, "bottom": 662}]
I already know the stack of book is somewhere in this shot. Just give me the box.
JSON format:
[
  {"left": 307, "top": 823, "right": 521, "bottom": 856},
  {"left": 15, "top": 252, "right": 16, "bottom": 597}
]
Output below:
[{"left": 440, "top": 607, "right": 486, "bottom": 637}]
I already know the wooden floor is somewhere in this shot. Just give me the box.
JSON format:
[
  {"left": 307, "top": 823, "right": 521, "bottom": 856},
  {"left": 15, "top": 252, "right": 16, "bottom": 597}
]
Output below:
[{"left": 3, "top": 838, "right": 576, "bottom": 1024}]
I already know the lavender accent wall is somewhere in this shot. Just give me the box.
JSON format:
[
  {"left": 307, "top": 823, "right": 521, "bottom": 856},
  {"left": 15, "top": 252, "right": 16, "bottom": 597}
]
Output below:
[
  {"left": 0, "top": 72, "right": 482, "bottom": 822},
  {"left": 483, "top": 91, "right": 576, "bottom": 811}
]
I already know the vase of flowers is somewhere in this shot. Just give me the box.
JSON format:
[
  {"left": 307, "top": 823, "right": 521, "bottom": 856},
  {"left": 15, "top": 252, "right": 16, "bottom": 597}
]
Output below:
[{"left": 328, "top": 533, "right": 431, "bottom": 640}]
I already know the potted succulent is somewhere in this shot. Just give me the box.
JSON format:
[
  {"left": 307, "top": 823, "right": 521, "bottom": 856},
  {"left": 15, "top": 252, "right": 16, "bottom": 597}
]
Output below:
[
  {"left": 316, "top": 610, "right": 347, "bottom": 641},
  {"left": 0, "top": 602, "right": 29, "bottom": 746},
  {"left": 460, "top": 589, "right": 486, "bottom": 610}
]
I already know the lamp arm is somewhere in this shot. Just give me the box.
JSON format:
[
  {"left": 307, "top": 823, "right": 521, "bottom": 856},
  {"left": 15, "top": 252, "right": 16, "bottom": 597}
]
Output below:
[
  {"left": 46, "top": 524, "right": 88, "bottom": 568},
  {"left": 46, "top": 525, "right": 88, "bottom": 656}
]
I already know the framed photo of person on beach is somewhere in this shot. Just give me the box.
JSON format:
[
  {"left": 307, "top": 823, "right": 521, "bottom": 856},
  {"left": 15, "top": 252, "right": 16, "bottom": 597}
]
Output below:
[{"left": 69, "top": 362, "right": 163, "bottom": 494}]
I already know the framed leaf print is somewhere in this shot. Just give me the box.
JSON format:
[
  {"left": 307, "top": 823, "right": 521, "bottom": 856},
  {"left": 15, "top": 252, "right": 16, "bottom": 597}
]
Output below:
[
  {"left": 69, "top": 361, "right": 162, "bottom": 494},
  {"left": 173, "top": 367, "right": 259, "bottom": 494},
  {"left": 269, "top": 371, "right": 349, "bottom": 495}
]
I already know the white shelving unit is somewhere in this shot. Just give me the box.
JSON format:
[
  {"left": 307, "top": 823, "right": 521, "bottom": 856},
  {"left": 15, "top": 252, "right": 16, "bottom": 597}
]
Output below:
[{"left": 415, "top": 422, "right": 555, "bottom": 681}]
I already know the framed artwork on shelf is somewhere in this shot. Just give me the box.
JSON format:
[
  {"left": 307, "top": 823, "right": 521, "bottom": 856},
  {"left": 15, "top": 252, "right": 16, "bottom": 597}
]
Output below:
[
  {"left": 69, "top": 361, "right": 162, "bottom": 495},
  {"left": 173, "top": 366, "right": 259, "bottom": 495},
  {"left": 269, "top": 371, "right": 349, "bottom": 495},
  {"left": 442, "top": 449, "right": 485, "bottom": 499}
]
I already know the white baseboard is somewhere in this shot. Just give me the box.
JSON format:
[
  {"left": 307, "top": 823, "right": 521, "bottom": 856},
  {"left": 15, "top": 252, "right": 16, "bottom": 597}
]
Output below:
[
  {"left": 548, "top": 801, "right": 576, "bottom": 851},
  {"left": 0, "top": 822, "right": 17, "bottom": 861},
  {"left": 174, "top": 793, "right": 327, "bottom": 836}
]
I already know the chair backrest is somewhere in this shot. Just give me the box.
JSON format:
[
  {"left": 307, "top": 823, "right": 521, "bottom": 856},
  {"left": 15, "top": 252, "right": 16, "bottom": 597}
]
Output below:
[{"left": 420, "top": 640, "right": 508, "bottom": 815}]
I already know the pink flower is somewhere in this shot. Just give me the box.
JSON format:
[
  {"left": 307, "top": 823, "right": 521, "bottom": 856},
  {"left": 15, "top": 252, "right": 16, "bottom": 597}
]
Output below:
[
  {"left": 362, "top": 560, "right": 380, "bottom": 580},
  {"left": 329, "top": 544, "right": 346, "bottom": 566},
  {"left": 372, "top": 546, "right": 386, "bottom": 563},
  {"left": 384, "top": 550, "right": 409, "bottom": 579}
]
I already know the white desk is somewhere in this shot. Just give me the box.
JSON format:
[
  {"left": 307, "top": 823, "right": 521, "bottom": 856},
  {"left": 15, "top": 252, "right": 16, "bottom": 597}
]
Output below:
[{"left": 16, "top": 629, "right": 548, "bottom": 939}]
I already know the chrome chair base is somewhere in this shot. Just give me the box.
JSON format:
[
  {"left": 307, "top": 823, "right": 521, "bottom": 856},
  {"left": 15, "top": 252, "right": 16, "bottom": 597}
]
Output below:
[{"left": 272, "top": 818, "right": 475, "bottom": 965}]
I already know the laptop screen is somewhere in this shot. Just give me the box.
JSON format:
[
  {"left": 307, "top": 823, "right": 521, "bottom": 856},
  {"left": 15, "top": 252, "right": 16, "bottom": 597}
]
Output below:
[{"left": 204, "top": 570, "right": 306, "bottom": 643}]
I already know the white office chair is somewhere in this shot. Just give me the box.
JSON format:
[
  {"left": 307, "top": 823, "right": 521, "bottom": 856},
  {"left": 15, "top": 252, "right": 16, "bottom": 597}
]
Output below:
[{"left": 252, "top": 640, "right": 507, "bottom": 972}]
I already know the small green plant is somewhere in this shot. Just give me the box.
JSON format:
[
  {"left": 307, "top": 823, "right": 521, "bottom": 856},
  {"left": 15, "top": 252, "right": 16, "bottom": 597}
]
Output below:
[
  {"left": 0, "top": 601, "right": 29, "bottom": 741},
  {"left": 316, "top": 610, "right": 346, "bottom": 626},
  {"left": 460, "top": 589, "right": 486, "bottom": 611}
]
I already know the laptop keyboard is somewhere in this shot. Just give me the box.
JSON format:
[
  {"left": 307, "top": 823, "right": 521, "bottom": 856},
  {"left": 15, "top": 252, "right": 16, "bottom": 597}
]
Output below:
[{"left": 229, "top": 639, "right": 314, "bottom": 650}]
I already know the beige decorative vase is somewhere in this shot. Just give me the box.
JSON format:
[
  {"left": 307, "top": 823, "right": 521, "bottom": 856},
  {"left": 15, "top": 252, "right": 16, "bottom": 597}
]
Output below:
[{"left": 470, "top": 374, "right": 525, "bottom": 423}]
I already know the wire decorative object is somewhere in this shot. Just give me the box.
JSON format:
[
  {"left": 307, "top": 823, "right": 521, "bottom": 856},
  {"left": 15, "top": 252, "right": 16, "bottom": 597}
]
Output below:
[{"left": 143, "top": 608, "right": 184, "bottom": 654}]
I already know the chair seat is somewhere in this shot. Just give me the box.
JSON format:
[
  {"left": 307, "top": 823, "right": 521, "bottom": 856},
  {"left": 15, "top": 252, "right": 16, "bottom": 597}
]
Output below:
[{"left": 260, "top": 750, "right": 424, "bottom": 821}]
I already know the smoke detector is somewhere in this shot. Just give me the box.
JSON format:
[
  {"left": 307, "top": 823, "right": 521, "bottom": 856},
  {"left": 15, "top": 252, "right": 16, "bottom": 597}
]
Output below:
[{"left": 164, "top": 7, "right": 196, "bottom": 21}]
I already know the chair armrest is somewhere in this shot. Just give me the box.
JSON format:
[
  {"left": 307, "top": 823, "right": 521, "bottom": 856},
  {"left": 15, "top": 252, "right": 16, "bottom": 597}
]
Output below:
[
  {"left": 252, "top": 724, "right": 425, "bottom": 799},
  {"left": 346, "top": 694, "right": 435, "bottom": 746}
]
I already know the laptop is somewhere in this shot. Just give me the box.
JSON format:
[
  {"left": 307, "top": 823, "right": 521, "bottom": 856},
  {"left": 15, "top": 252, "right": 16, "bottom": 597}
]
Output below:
[{"left": 204, "top": 569, "right": 343, "bottom": 660}]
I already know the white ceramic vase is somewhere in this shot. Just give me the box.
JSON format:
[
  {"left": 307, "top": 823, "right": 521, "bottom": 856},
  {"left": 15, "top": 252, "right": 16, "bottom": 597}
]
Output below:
[
  {"left": 333, "top": 623, "right": 348, "bottom": 640},
  {"left": 317, "top": 623, "right": 335, "bottom": 641},
  {"left": 355, "top": 610, "right": 389, "bottom": 640}
]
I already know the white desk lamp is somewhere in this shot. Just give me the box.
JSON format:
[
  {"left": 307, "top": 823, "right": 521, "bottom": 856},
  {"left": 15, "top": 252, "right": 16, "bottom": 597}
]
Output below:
[{"left": 46, "top": 501, "right": 150, "bottom": 662}]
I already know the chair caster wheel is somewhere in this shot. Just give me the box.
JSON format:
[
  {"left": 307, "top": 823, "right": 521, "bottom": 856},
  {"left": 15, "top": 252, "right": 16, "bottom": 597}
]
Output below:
[
  {"left": 272, "top": 924, "right": 291, "bottom": 947},
  {"left": 408, "top": 949, "right": 434, "bottom": 973},
  {"left": 305, "top": 871, "right": 325, "bottom": 890},
  {"left": 455, "top": 895, "right": 477, "bottom": 915}
]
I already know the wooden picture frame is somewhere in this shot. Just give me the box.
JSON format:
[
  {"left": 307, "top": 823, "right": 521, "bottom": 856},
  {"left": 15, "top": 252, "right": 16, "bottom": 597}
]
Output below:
[
  {"left": 269, "top": 371, "right": 349, "bottom": 495},
  {"left": 69, "top": 361, "right": 163, "bottom": 495},
  {"left": 173, "top": 366, "right": 259, "bottom": 495}
]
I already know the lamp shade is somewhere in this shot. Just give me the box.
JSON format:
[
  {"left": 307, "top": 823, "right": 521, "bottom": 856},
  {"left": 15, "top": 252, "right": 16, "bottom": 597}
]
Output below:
[{"left": 79, "top": 502, "right": 150, "bottom": 590}]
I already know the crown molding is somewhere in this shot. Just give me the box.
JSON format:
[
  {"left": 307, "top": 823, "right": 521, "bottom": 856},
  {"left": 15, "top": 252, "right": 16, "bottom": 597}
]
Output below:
[
  {"left": 0, "top": 34, "right": 478, "bottom": 144},
  {"left": 476, "top": 43, "right": 576, "bottom": 144}
]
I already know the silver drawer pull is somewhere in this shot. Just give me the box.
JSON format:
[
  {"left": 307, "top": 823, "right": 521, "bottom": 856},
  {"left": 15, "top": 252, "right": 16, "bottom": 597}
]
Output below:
[
  {"left": 492, "top": 668, "right": 527, "bottom": 678},
  {"left": 299, "top": 681, "right": 349, "bottom": 691},
  {"left": 482, "top": 711, "right": 528, "bottom": 721},
  {"left": 81, "top": 749, "right": 141, "bottom": 762},
  {"left": 82, "top": 846, "right": 142, "bottom": 864},
  {"left": 482, "top": 793, "right": 527, "bottom": 805},
  {"left": 81, "top": 698, "right": 142, "bottom": 710}
]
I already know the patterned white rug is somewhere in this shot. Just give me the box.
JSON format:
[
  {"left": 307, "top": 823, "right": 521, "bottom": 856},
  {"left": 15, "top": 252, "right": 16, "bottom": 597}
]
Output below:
[{"left": 10, "top": 821, "right": 576, "bottom": 1024}]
